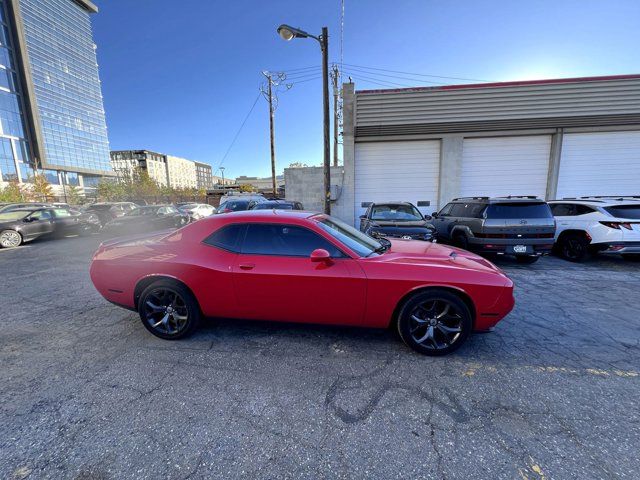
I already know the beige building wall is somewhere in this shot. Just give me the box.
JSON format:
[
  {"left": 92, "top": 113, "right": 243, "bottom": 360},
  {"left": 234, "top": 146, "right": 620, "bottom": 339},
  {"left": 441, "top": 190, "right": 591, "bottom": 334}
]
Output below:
[{"left": 166, "top": 155, "right": 198, "bottom": 189}]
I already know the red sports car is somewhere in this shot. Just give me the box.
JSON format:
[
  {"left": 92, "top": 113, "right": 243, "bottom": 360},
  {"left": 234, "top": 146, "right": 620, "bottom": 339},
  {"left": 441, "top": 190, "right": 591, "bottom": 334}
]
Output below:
[{"left": 90, "top": 211, "right": 514, "bottom": 355}]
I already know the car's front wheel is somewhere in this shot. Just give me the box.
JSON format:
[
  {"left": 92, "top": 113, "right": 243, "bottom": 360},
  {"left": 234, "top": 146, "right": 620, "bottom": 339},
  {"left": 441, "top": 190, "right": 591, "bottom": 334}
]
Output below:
[
  {"left": 397, "top": 290, "right": 472, "bottom": 356},
  {"left": 138, "top": 280, "right": 201, "bottom": 340},
  {"left": 0, "top": 229, "right": 23, "bottom": 248}
]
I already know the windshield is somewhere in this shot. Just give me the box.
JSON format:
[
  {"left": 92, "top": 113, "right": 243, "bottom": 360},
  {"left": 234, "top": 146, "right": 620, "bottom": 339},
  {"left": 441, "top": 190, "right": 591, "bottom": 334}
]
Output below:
[
  {"left": 227, "top": 201, "right": 250, "bottom": 211},
  {"left": 0, "top": 210, "right": 31, "bottom": 221},
  {"left": 485, "top": 202, "right": 553, "bottom": 219},
  {"left": 604, "top": 205, "right": 640, "bottom": 219},
  {"left": 253, "top": 203, "right": 293, "bottom": 210},
  {"left": 316, "top": 216, "right": 382, "bottom": 257},
  {"left": 371, "top": 204, "right": 423, "bottom": 221}
]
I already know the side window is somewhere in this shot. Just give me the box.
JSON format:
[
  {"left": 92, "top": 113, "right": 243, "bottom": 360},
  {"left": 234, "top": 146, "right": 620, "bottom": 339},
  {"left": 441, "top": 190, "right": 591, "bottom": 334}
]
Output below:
[
  {"left": 241, "top": 224, "right": 344, "bottom": 257},
  {"left": 468, "top": 203, "right": 486, "bottom": 218},
  {"left": 575, "top": 205, "right": 595, "bottom": 215},
  {"left": 449, "top": 203, "right": 468, "bottom": 217},
  {"left": 203, "top": 224, "right": 246, "bottom": 252},
  {"left": 438, "top": 203, "right": 453, "bottom": 216},
  {"left": 30, "top": 210, "right": 52, "bottom": 220},
  {"left": 550, "top": 203, "right": 575, "bottom": 216},
  {"left": 53, "top": 208, "right": 71, "bottom": 218}
]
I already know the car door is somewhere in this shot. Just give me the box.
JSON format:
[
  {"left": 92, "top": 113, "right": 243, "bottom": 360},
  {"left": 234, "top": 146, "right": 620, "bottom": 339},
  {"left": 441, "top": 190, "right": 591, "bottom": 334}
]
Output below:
[
  {"left": 433, "top": 203, "right": 454, "bottom": 239},
  {"left": 550, "top": 203, "right": 577, "bottom": 239},
  {"left": 22, "top": 209, "right": 55, "bottom": 239},
  {"left": 51, "top": 208, "right": 79, "bottom": 234},
  {"left": 232, "top": 222, "right": 367, "bottom": 325}
]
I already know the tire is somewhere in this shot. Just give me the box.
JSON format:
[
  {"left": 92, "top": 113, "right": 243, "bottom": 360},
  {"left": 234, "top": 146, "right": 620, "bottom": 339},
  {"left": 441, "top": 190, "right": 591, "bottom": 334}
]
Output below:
[
  {"left": 515, "top": 255, "right": 540, "bottom": 264},
  {"left": 0, "top": 229, "right": 23, "bottom": 248},
  {"left": 622, "top": 254, "right": 640, "bottom": 261},
  {"left": 452, "top": 232, "right": 469, "bottom": 251},
  {"left": 558, "top": 233, "right": 589, "bottom": 262},
  {"left": 138, "top": 280, "right": 201, "bottom": 340},
  {"left": 396, "top": 290, "right": 473, "bottom": 356}
]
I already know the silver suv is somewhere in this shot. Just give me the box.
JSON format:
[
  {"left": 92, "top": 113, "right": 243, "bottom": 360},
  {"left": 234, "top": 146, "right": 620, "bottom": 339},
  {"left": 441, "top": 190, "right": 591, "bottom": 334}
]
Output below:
[{"left": 432, "top": 196, "right": 556, "bottom": 263}]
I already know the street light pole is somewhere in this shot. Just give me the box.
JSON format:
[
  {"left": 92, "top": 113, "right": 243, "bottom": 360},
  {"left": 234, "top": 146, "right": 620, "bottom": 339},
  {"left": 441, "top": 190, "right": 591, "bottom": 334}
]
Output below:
[{"left": 277, "top": 24, "right": 331, "bottom": 214}]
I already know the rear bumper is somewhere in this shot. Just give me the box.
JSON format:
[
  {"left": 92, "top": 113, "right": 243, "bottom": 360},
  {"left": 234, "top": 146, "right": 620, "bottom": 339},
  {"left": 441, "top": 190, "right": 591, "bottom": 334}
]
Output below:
[
  {"left": 594, "top": 241, "right": 640, "bottom": 254},
  {"left": 468, "top": 238, "right": 554, "bottom": 255}
]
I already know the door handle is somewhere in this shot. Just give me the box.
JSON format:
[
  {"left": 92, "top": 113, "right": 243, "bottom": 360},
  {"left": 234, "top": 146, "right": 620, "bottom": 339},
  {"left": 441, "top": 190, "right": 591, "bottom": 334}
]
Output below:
[{"left": 239, "top": 263, "right": 255, "bottom": 270}]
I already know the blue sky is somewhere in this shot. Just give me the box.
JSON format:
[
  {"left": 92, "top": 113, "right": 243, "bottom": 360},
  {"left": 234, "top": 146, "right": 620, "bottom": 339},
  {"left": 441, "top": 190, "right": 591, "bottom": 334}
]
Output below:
[{"left": 93, "top": 0, "right": 640, "bottom": 179}]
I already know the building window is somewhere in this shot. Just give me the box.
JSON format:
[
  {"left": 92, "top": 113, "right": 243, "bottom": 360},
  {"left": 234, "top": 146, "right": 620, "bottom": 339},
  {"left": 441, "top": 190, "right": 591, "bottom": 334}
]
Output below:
[
  {"left": 0, "top": 136, "right": 16, "bottom": 181},
  {"left": 64, "top": 171, "right": 79, "bottom": 186},
  {"left": 43, "top": 169, "right": 60, "bottom": 185},
  {"left": 82, "top": 174, "right": 101, "bottom": 187},
  {"left": 19, "top": 162, "right": 33, "bottom": 182}
]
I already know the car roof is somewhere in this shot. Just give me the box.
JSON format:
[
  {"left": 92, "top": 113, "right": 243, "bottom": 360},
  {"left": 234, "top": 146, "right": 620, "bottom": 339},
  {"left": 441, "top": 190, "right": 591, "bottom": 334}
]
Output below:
[
  {"left": 221, "top": 210, "right": 316, "bottom": 219},
  {"left": 451, "top": 196, "right": 544, "bottom": 204},
  {"left": 549, "top": 197, "right": 640, "bottom": 206},
  {"left": 371, "top": 201, "right": 414, "bottom": 207}
]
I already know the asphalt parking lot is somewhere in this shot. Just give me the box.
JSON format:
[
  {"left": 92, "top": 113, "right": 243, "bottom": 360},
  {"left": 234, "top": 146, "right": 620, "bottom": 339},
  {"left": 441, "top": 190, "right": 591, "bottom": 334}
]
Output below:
[{"left": 1, "top": 234, "right": 639, "bottom": 479}]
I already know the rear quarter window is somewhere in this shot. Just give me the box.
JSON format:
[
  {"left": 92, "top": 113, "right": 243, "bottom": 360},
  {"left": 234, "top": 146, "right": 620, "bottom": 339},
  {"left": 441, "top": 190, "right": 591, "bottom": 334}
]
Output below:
[
  {"left": 604, "top": 205, "right": 640, "bottom": 219},
  {"left": 203, "top": 224, "right": 246, "bottom": 252}
]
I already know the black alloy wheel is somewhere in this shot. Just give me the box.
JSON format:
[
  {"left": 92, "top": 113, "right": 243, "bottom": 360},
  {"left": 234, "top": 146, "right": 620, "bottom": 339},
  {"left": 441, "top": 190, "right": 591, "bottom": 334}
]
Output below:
[
  {"left": 397, "top": 290, "right": 472, "bottom": 356},
  {"left": 559, "top": 233, "right": 589, "bottom": 262},
  {"left": 453, "top": 233, "right": 469, "bottom": 250},
  {"left": 138, "top": 280, "right": 201, "bottom": 339}
]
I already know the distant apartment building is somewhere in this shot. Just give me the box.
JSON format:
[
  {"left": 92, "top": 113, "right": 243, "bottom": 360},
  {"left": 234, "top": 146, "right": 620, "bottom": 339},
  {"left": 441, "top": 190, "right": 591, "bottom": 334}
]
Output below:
[
  {"left": 0, "top": 0, "right": 112, "bottom": 197},
  {"left": 110, "top": 150, "right": 206, "bottom": 190},
  {"left": 194, "top": 161, "right": 212, "bottom": 190}
]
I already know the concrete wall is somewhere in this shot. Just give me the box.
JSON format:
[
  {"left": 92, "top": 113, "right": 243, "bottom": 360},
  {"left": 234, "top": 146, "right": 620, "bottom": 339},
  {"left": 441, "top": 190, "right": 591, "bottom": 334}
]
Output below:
[{"left": 284, "top": 166, "right": 345, "bottom": 213}]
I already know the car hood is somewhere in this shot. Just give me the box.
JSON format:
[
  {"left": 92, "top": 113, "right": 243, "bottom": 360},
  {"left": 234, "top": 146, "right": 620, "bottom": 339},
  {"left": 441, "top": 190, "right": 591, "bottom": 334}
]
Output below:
[{"left": 380, "top": 238, "right": 506, "bottom": 276}]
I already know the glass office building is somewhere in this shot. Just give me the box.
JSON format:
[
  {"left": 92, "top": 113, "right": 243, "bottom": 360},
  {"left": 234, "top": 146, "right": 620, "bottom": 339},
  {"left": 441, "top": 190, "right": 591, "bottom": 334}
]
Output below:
[{"left": 0, "top": 0, "right": 111, "bottom": 191}]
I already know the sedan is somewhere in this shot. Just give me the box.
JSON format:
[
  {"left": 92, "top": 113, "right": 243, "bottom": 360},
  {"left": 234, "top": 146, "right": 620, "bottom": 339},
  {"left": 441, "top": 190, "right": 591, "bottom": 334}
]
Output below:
[
  {"left": 0, "top": 207, "right": 101, "bottom": 248},
  {"left": 177, "top": 203, "right": 216, "bottom": 220},
  {"left": 90, "top": 210, "right": 514, "bottom": 355},
  {"left": 250, "top": 200, "right": 304, "bottom": 210},
  {"left": 102, "top": 205, "right": 189, "bottom": 236}
]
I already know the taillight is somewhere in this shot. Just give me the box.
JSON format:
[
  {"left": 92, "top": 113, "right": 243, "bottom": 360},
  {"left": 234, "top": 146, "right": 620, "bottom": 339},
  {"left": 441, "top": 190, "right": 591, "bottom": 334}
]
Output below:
[{"left": 600, "top": 221, "right": 633, "bottom": 230}]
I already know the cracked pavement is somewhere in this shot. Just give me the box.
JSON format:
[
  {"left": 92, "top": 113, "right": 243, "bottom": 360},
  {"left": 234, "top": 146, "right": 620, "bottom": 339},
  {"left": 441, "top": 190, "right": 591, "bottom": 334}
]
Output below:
[{"left": 1, "top": 235, "right": 639, "bottom": 479}]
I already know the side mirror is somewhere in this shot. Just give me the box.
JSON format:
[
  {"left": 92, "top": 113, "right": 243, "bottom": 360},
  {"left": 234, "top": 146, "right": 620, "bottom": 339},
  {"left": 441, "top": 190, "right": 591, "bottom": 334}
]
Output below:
[
  {"left": 359, "top": 215, "right": 366, "bottom": 220},
  {"left": 431, "top": 211, "right": 438, "bottom": 217},
  {"left": 310, "top": 248, "right": 331, "bottom": 263},
  {"left": 23, "top": 217, "right": 35, "bottom": 223}
]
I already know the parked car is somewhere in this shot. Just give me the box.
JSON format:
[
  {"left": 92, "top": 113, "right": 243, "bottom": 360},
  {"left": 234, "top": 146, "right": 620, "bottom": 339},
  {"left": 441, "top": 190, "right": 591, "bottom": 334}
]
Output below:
[
  {"left": 359, "top": 201, "right": 436, "bottom": 242},
  {"left": 90, "top": 210, "right": 515, "bottom": 356},
  {"left": 177, "top": 203, "right": 216, "bottom": 220},
  {"left": 218, "top": 193, "right": 266, "bottom": 205},
  {"left": 217, "top": 198, "right": 262, "bottom": 213},
  {"left": 249, "top": 200, "right": 304, "bottom": 210},
  {"left": 0, "top": 202, "right": 52, "bottom": 213},
  {"left": 102, "top": 205, "right": 189, "bottom": 236},
  {"left": 83, "top": 202, "right": 138, "bottom": 226},
  {"left": 0, "top": 206, "right": 101, "bottom": 248},
  {"left": 432, "top": 196, "right": 556, "bottom": 263},
  {"left": 549, "top": 196, "right": 640, "bottom": 261}
]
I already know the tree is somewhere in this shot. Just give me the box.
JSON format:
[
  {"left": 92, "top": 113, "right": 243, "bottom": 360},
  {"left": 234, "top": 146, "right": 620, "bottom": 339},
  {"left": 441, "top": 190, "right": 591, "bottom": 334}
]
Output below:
[
  {"left": 31, "top": 174, "right": 54, "bottom": 202},
  {"left": 96, "top": 179, "right": 123, "bottom": 201},
  {"left": 288, "top": 162, "right": 309, "bottom": 168},
  {"left": 0, "top": 181, "right": 24, "bottom": 202},
  {"left": 239, "top": 184, "right": 256, "bottom": 192},
  {"left": 67, "top": 185, "right": 84, "bottom": 205}
]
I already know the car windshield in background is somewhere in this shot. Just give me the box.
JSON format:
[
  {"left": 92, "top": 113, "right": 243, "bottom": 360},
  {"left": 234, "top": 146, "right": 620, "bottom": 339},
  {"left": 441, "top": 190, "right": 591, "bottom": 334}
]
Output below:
[
  {"left": 253, "top": 203, "right": 294, "bottom": 210},
  {"left": 371, "top": 204, "right": 423, "bottom": 221},
  {"left": 0, "top": 210, "right": 32, "bottom": 221},
  {"left": 227, "top": 201, "right": 250, "bottom": 211},
  {"left": 316, "top": 216, "right": 382, "bottom": 257},
  {"left": 485, "top": 202, "right": 553, "bottom": 219},
  {"left": 604, "top": 205, "right": 640, "bottom": 219}
]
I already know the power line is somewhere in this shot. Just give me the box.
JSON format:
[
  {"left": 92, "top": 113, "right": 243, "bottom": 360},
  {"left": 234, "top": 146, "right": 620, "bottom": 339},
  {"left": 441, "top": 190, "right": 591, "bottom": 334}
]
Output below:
[
  {"left": 341, "top": 62, "right": 490, "bottom": 82},
  {"left": 289, "top": 75, "right": 323, "bottom": 84},
  {"left": 265, "top": 65, "right": 319, "bottom": 74},
  {"left": 215, "top": 92, "right": 261, "bottom": 173},
  {"left": 341, "top": 70, "right": 415, "bottom": 88},
  {"left": 342, "top": 65, "right": 447, "bottom": 85}
]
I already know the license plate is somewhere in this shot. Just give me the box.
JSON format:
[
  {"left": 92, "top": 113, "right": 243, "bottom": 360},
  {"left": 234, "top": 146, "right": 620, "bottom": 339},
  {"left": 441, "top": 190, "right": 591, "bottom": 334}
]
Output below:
[{"left": 513, "top": 245, "right": 527, "bottom": 253}]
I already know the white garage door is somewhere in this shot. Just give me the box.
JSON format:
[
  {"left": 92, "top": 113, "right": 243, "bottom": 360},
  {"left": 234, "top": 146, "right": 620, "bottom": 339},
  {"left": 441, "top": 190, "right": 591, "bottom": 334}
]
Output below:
[
  {"left": 460, "top": 136, "right": 551, "bottom": 200},
  {"left": 354, "top": 140, "right": 440, "bottom": 221},
  {"left": 557, "top": 131, "right": 640, "bottom": 198}
]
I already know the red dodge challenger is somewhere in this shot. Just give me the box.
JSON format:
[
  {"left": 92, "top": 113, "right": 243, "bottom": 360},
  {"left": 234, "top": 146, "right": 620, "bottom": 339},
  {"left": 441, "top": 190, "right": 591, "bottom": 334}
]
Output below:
[{"left": 90, "top": 210, "right": 514, "bottom": 355}]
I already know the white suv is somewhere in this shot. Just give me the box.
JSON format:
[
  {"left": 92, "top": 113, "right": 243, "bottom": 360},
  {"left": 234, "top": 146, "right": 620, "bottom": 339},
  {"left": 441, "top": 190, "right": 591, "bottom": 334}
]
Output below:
[{"left": 549, "top": 197, "right": 640, "bottom": 261}]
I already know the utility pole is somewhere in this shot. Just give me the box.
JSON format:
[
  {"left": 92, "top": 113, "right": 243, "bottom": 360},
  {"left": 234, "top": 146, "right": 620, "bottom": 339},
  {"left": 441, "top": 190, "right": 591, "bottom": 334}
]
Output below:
[
  {"left": 331, "top": 64, "right": 340, "bottom": 167},
  {"left": 321, "top": 27, "right": 331, "bottom": 214},
  {"left": 261, "top": 71, "right": 290, "bottom": 198}
]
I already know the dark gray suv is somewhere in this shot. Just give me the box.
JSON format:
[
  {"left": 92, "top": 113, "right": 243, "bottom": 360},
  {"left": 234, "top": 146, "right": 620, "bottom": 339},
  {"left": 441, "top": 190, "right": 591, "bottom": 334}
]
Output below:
[{"left": 432, "top": 196, "right": 556, "bottom": 263}]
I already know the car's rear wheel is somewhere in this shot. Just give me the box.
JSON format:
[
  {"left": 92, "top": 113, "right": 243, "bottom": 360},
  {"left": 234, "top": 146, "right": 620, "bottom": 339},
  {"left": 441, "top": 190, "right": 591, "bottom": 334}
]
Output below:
[
  {"left": 0, "top": 229, "right": 22, "bottom": 248},
  {"left": 452, "top": 232, "right": 469, "bottom": 250},
  {"left": 515, "top": 255, "right": 539, "bottom": 264},
  {"left": 397, "top": 290, "right": 472, "bottom": 356},
  {"left": 138, "top": 280, "right": 201, "bottom": 340},
  {"left": 558, "top": 233, "right": 589, "bottom": 262}
]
